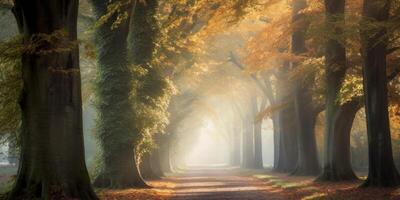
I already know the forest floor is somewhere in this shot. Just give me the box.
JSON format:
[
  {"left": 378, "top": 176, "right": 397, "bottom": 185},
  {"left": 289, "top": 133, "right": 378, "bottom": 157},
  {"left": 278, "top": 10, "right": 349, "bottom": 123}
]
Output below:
[
  {"left": 98, "top": 167, "right": 400, "bottom": 200},
  {"left": 1, "top": 166, "right": 400, "bottom": 199}
]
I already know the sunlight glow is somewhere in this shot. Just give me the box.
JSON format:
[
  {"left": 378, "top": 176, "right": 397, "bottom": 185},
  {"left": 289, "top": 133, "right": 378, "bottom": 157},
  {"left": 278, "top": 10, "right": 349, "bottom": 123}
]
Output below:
[{"left": 184, "top": 120, "right": 229, "bottom": 167}]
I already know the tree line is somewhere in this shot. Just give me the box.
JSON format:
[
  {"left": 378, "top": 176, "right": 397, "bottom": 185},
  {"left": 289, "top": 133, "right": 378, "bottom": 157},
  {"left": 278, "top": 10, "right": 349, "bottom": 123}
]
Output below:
[{"left": 0, "top": 0, "right": 400, "bottom": 199}]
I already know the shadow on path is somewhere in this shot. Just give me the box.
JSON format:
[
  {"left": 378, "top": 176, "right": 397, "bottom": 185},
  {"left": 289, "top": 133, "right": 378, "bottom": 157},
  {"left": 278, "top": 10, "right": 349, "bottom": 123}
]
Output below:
[{"left": 165, "top": 167, "right": 281, "bottom": 200}]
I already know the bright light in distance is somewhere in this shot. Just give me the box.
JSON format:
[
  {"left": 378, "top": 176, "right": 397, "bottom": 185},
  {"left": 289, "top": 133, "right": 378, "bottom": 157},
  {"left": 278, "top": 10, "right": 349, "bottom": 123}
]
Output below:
[{"left": 184, "top": 120, "right": 229, "bottom": 167}]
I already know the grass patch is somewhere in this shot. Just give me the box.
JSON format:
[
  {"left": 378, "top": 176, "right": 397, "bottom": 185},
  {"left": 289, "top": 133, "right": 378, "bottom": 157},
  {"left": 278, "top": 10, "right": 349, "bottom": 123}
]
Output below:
[
  {"left": 253, "top": 174, "right": 275, "bottom": 180},
  {"left": 253, "top": 174, "right": 311, "bottom": 190},
  {"left": 301, "top": 192, "right": 327, "bottom": 200},
  {"left": 0, "top": 178, "right": 14, "bottom": 194}
]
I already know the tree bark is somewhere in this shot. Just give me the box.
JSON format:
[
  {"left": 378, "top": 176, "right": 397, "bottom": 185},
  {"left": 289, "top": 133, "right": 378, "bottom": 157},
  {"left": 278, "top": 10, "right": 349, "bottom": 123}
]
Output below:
[
  {"left": 128, "top": 0, "right": 158, "bottom": 64},
  {"left": 360, "top": 0, "right": 400, "bottom": 187},
  {"left": 291, "top": 0, "right": 320, "bottom": 176},
  {"left": 292, "top": 101, "right": 320, "bottom": 175},
  {"left": 91, "top": 0, "right": 147, "bottom": 188},
  {"left": 9, "top": 0, "right": 97, "bottom": 199},
  {"left": 318, "top": 0, "right": 358, "bottom": 181},
  {"left": 274, "top": 103, "right": 298, "bottom": 172},
  {"left": 318, "top": 101, "right": 360, "bottom": 181},
  {"left": 273, "top": 67, "right": 298, "bottom": 172}
]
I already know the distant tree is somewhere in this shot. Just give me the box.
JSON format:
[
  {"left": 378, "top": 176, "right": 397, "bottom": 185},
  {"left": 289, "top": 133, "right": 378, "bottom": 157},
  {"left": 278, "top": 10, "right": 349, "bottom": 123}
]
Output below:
[
  {"left": 254, "top": 97, "right": 267, "bottom": 169},
  {"left": 242, "top": 94, "right": 257, "bottom": 168}
]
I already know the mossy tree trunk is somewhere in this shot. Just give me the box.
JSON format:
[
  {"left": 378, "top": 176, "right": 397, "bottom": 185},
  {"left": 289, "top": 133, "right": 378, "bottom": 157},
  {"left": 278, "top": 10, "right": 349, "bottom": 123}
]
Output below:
[
  {"left": 360, "top": 0, "right": 400, "bottom": 187},
  {"left": 9, "top": 0, "right": 97, "bottom": 199},
  {"left": 91, "top": 0, "right": 147, "bottom": 188},
  {"left": 128, "top": 0, "right": 163, "bottom": 180}
]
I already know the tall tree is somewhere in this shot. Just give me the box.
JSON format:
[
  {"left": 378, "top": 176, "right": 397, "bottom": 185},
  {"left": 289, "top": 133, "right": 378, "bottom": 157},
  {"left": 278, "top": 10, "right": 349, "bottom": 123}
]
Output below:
[
  {"left": 274, "top": 66, "right": 298, "bottom": 173},
  {"left": 360, "top": 0, "right": 400, "bottom": 187},
  {"left": 9, "top": 0, "right": 97, "bottom": 199},
  {"left": 128, "top": 0, "right": 167, "bottom": 180},
  {"left": 242, "top": 102, "right": 256, "bottom": 168},
  {"left": 230, "top": 101, "right": 245, "bottom": 166},
  {"left": 91, "top": 0, "right": 147, "bottom": 188},
  {"left": 254, "top": 97, "right": 267, "bottom": 169},
  {"left": 230, "top": 123, "right": 242, "bottom": 166},
  {"left": 291, "top": 0, "right": 320, "bottom": 176},
  {"left": 318, "top": 0, "right": 358, "bottom": 181},
  {"left": 230, "top": 54, "right": 299, "bottom": 172},
  {"left": 290, "top": 0, "right": 320, "bottom": 176}
]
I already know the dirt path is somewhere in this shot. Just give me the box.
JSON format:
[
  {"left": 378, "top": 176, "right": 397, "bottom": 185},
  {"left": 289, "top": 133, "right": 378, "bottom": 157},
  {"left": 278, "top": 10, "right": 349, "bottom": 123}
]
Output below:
[
  {"left": 98, "top": 168, "right": 400, "bottom": 200},
  {"left": 163, "top": 168, "right": 282, "bottom": 200}
]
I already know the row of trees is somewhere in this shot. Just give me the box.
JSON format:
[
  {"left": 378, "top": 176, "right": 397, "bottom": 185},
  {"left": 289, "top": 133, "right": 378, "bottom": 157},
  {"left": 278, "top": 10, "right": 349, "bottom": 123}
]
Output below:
[
  {"left": 1, "top": 0, "right": 400, "bottom": 199},
  {"left": 242, "top": 0, "right": 400, "bottom": 187},
  {"left": 0, "top": 0, "right": 260, "bottom": 199}
]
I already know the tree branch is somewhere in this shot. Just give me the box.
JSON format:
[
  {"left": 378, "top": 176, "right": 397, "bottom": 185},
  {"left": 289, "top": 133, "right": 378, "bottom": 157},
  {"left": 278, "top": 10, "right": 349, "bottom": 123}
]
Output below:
[{"left": 228, "top": 51, "right": 271, "bottom": 98}]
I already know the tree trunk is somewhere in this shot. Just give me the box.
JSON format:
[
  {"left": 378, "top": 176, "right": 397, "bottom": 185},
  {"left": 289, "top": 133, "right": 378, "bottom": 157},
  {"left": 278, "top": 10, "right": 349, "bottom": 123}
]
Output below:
[
  {"left": 91, "top": 0, "right": 147, "bottom": 188},
  {"left": 360, "top": 0, "right": 400, "bottom": 187},
  {"left": 129, "top": 0, "right": 164, "bottom": 180},
  {"left": 274, "top": 103, "right": 298, "bottom": 172},
  {"left": 150, "top": 147, "right": 164, "bottom": 178},
  {"left": 272, "top": 114, "right": 280, "bottom": 169},
  {"left": 292, "top": 99, "right": 320, "bottom": 175},
  {"left": 318, "top": 0, "right": 357, "bottom": 181},
  {"left": 318, "top": 101, "right": 360, "bottom": 181},
  {"left": 148, "top": 134, "right": 164, "bottom": 178},
  {"left": 160, "top": 136, "right": 173, "bottom": 173},
  {"left": 140, "top": 152, "right": 159, "bottom": 180},
  {"left": 291, "top": 0, "right": 320, "bottom": 176},
  {"left": 254, "top": 119, "right": 263, "bottom": 169},
  {"left": 254, "top": 98, "right": 267, "bottom": 169},
  {"left": 230, "top": 125, "right": 241, "bottom": 166},
  {"left": 242, "top": 117, "right": 255, "bottom": 168},
  {"left": 273, "top": 66, "right": 298, "bottom": 172},
  {"left": 128, "top": 0, "right": 158, "bottom": 64},
  {"left": 9, "top": 1, "right": 97, "bottom": 199}
]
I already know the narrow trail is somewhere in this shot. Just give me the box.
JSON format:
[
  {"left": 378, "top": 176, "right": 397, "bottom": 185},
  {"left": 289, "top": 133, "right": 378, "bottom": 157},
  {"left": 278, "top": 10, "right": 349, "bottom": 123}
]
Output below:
[{"left": 162, "top": 168, "right": 281, "bottom": 200}]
